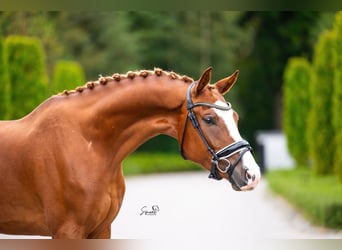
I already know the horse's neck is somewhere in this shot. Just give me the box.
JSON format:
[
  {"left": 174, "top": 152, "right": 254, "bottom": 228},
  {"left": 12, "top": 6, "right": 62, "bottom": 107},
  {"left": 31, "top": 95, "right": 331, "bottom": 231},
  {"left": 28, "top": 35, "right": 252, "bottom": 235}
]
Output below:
[{"left": 71, "top": 76, "right": 188, "bottom": 162}]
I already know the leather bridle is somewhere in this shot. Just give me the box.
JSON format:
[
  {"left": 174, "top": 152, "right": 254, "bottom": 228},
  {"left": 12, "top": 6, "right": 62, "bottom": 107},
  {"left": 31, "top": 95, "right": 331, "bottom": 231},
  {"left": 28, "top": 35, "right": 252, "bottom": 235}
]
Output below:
[{"left": 179, "top": 81, "right": 252, "bottom": 187}]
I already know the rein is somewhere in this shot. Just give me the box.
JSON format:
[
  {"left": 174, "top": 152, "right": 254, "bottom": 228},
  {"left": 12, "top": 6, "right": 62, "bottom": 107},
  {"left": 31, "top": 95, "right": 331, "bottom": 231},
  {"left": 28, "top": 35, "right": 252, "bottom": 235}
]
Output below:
[{"left": 179, "top": 81, "right": 252, "bottom": 187}]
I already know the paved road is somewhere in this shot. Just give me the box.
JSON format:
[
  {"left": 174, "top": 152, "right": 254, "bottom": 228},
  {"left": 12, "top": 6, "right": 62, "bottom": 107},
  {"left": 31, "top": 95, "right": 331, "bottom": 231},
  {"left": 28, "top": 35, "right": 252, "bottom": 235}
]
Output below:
[
  {"left": 111, "top": 171, "right": 342, "bottom": 239},
  {"left": 1, "top": 171, "right": 342, "bottom": 240}
]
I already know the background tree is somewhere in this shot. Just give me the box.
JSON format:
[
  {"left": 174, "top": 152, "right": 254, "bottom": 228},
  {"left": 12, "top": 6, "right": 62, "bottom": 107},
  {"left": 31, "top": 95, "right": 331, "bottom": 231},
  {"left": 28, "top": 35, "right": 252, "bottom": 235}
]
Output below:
[
  {"left": 236, "top": 12, "right": 320, "bottom": 145},
  {"left": 307, "top": 30, "right": 336, "bottom": 175},
  {"left": 52, "top": 60, "right": 85, "bottom": 94},
  {"left": 0, "top": 12, "right": 63, "bottom": 75},
  {"left": 126, "top": 12, "right": 248, "bottom": 82},
  {"left": 0, "top": 36, "right": 10, "bottom": 120},
  {"left": 332, "top": 12, "right": 342, "bottom": 180},
  {"left": 4, "top": 35, "right": 49, "bottom": 119},
  {"left": 51, "top": 12, "right": 140, "bottom": 79},
  {"left": 283, "top": 57, "right": 311, "bottom": 166},
  {"left": 0, "top": 12, "right": 140, "bottom": 80}
]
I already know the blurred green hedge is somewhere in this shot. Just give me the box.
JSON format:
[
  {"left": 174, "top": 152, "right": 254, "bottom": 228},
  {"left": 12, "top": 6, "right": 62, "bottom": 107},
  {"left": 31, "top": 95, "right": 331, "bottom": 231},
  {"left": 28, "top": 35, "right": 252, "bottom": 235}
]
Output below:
[
  {"left": 0, "top": 36, "right": 10, "bottom": 120},
  {"left": 52, "top": 60, "right": 85, "bottom": 94},
  {"left": 283, "top": 57, "right": 311, "bottom": 166},
  {"left": 122, "top": 153, "right": 202, "bottom": 176},
  {"left": 267, "top": 168, "right": 342, "bottom": 228},
  {"left": 333, "top": 12, "right": 342, "bottom": 181},
  {"left": 4, "top": 35, "right": 49, "bottom": 119},
  {"left": 307, "top": 30, "right": 336, "bottom": 176}
]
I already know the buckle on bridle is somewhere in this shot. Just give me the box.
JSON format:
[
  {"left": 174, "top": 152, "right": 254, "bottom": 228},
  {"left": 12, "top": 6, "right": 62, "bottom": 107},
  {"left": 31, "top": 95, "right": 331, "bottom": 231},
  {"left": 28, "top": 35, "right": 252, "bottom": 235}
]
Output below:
[
  {"left": 217, "top": 158, "right": 231, "bottom": 173},
  {"left": 209, "top": 141, "right": 252, "bottom": 181}
]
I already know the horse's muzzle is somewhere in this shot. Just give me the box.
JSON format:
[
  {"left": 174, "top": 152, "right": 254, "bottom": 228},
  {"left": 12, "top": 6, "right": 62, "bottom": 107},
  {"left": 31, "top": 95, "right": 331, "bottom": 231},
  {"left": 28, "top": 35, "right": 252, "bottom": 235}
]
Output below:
[{"left": 238, "top": 162, "right": 261, "bottom": 191}]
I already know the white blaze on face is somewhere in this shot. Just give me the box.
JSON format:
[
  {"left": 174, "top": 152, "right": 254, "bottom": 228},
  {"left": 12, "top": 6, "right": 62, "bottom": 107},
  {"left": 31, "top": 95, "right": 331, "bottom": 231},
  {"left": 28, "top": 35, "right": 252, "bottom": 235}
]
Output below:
[{"left": 214, "top": 101, "right": 261, "bottom": 190}]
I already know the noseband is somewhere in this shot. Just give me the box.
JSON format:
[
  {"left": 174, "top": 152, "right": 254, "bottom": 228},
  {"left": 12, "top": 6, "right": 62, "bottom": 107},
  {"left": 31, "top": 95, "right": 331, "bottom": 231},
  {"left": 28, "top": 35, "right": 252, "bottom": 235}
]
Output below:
[{"left": 179, "top": 81, "right": 252, "bottom": 185}]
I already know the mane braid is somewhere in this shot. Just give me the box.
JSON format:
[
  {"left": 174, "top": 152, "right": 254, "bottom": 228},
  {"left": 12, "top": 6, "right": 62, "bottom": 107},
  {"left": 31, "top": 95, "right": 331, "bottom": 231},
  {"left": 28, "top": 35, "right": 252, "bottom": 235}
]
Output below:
[{"left": 57, "top": 68, "right": 194, "bottom": 96}]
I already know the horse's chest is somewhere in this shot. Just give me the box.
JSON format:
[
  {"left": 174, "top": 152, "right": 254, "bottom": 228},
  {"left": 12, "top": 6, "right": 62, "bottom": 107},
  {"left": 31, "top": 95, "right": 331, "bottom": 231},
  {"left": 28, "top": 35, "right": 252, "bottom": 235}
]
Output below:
[
  {"left": 108, "top": 178, "right": 126, "bottom": 218},
  {"left": 94, "top": 176, "right": 126, "bottom": 226}
]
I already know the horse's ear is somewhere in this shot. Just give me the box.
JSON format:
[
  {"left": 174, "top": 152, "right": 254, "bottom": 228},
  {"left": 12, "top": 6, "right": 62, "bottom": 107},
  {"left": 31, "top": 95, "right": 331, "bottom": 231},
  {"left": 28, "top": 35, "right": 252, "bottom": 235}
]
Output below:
[
  {"left": 215, "top": 70, "right": 239, "bottom": 95},
  {"left": 195, "top": 67, "right": 212, "bottom": 95}
]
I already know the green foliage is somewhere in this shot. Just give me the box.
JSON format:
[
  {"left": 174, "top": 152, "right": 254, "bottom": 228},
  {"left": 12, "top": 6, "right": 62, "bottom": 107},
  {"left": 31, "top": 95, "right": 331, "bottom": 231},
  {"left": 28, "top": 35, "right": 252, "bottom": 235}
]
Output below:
[
  {"left": 0, "top": 36, "right": 10, "bottom": 120},
  {"left": 307, "top": 30, "right": 336, "bottom": 175},
  {"left": 52, "top": 60, "right": 85, "bottom": 94},
  {"left": 0, "top": 12, "right": 63, "bottom": 76},
  {"left": 333, "top": 12, "right": 342, "bottom": 181},
  {"left": 127, "top": 12, "right": 246, "bottom": 83},
  {"left": 122, "top": 153, "right": 201, "bottom": 176},
  {"left": 236, "top": 12, "right": 320, "bottom": 145},
  {"left": 283, "top": 57, "right": 311, "bottom": 166},
  {"left": 51, "top": 12, "right": 140, "bottom": 79},
  {"left": 0, "top": 12, "right": 140, "bottom": 80},
  {"left": 267, "top": 168, "right": 342, "bottom": 229},
  {"left": 4, "top": 35, "right": 49, "bottom": 119}
]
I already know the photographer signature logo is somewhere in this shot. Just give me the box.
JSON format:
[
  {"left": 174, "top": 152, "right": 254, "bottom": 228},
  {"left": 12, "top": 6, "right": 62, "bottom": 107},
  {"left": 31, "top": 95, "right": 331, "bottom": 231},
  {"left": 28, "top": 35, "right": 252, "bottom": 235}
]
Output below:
[{"left": 140, "top": 205, "right": 160, "bottom": 216}]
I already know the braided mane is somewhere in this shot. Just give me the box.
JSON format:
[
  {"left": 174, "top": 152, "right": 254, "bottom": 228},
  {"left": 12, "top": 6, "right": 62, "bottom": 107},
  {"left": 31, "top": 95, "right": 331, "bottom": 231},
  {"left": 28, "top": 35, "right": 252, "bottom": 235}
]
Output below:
[{"left": 58, "top": 68, "right": 194, "bottom": 96}]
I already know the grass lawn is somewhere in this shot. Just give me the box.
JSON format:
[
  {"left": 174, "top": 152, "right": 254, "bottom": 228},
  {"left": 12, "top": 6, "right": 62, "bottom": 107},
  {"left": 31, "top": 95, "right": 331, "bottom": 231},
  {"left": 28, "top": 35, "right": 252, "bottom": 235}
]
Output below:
[
  {"left": 266, "top": 168, "right": 342, "bottom": 229},
  {"left": 122, "top": 152, "right": 201, "bottom": 176}
]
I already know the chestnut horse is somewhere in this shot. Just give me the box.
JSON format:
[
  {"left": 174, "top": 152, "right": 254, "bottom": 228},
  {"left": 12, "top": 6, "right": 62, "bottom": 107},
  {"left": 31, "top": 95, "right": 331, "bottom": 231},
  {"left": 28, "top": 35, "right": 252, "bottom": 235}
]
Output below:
[{"left": 0, "top": 67, "right": 260, "bottom": 239}]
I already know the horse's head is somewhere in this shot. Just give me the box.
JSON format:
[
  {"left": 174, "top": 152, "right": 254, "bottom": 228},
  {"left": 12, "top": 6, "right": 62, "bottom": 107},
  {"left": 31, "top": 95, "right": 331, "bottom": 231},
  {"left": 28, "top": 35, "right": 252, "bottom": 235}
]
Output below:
[{"left": 179, "top": 67, "right": 261, "bottom": 191}]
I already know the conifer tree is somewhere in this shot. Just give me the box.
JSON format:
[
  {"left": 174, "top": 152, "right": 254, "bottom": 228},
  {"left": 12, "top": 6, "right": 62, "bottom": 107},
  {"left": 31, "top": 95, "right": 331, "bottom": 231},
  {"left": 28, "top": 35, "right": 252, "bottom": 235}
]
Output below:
[
  {"left": 52, "top": 60, "right": 85, "bottom": 94},
  {"left": 307, "top": 30, "right": 336, "bottom": 175},
  {"left": 5, "top": 35, "right": 48, "bottom": 119},
  {"left": 283, "top": 57, "right": 312, "bottom": 166},
  {"left": 332, "top": 12, "right": 342, "bottom": 180}
]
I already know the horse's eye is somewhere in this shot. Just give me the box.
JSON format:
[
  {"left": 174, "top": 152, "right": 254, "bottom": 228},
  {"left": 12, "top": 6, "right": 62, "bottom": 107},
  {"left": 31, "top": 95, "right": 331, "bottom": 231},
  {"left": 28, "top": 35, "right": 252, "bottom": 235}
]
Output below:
[{"left": 203, "top": 116, "right": 216, "bottom": 125}]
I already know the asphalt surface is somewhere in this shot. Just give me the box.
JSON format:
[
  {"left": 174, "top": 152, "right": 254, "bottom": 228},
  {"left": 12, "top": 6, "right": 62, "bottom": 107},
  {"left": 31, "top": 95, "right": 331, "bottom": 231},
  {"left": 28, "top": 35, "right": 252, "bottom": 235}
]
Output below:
[
  {"left": 1, "top": 171, "right": 342, "bottom": 240},
  {"left": 111, "top": 171, "right": 342, "bottom": 239}
]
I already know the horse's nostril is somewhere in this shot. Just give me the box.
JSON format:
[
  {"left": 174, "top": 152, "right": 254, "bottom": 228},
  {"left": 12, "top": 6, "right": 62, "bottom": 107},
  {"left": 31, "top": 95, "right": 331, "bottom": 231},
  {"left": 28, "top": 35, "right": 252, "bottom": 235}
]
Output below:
[{"left": 246, "top": 171, "right": 256, "bottom": 181}]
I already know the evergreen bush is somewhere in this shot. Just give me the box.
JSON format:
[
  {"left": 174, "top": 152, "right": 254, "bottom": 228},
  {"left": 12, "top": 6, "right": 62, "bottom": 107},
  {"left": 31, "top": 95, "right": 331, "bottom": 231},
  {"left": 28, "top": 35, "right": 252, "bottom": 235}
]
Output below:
[
  {"left": 283, "top": 57, "right": 312, "bottom": 166},
  {"left": 332, "top": 12, "right": 342, "bottom": 181},
  {"left": 0, "top": 36, "right": 10, "bottom": 120},
  {"left": 52, "top": 60, "right": 85, "bottom": 94},
  {"left": 4, "top": 35, "right": 49, "bottom": 119},
  {"left": 307, "top": 30, "right": 336, "bottom": 175}
]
